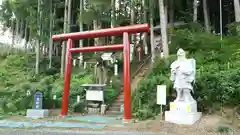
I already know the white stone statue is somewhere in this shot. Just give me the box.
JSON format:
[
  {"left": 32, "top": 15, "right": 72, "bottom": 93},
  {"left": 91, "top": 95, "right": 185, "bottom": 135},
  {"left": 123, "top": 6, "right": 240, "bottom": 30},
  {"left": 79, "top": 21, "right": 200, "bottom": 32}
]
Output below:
[
  {"left": 170, "top": 48, "right": 196, "bottom": 103},
  {"left": 165, "top": 49, "right": 201, "bottom": 125}
]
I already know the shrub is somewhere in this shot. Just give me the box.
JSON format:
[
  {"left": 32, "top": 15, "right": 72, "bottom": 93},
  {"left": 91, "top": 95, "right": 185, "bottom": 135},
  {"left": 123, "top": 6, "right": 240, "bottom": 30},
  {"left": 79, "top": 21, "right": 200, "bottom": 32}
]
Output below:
[
  {"left": 0, "top": 52, "right": 96, "bottom": 114},
  {"left": 132, "top": 27, "right": 240, "bottom": 120},
  {"left": 132, "top": 58, "right": 173, "bottom": 120}
]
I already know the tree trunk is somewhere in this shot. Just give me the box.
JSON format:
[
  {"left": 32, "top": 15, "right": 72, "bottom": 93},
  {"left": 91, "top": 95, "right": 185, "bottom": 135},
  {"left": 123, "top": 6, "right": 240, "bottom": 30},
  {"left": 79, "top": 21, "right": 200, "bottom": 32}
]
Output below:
[
  {"left": 116, "top": 0, "right": 121, "bottom": 19},
  {"left": 14, "top": 19, "right": 19, "bottom": 47},
  {"left": 234, "top": 0, "right": 240, "bottom": 22},
  {"left": 68, "top": 0, "right": 72, "bottom": 32},
  {"left": 93, "top": 20, "right": 99, "bottom": 46},
  {"left": 159, "top": 0, "right": 169, "bottom": 58},
  {"left": 165, "top": 4, "right": 168, "bottom": 27},
  {"left": 234, "top": 0, "right": 240, "bottom": 35},
  {"left": 169, "top": 0, "right": 174, "bottom": 27},
  {"left": 24, "top": 21, "right": 28, "bottom": 51},
  {"left": 130, "top": 0, "right": 135, "bottom": 44},
  {"left": 16, "top": 18, "right": 20, "bottom": 36},
  {"left": 193, "top": 0, "right": 198, "bottom": 22},
  {"left": 60, "top": 0, "right": 69, "bottom": 75},
  {"left": 169, "top": 0, "right": 174, "bottom": 42},
  {"left": 150, "top": 0, "right": 155, "bottom": 63},
  {"left": 111, "top": 0, "right": 116, "bottom": 44},
  {"left": 11, "top": 20, "right": 15, "bottom": 47},
  {"left": 124, "top": 1, "right": 128, "bottom": 18},
  {"left": 98, "top": 22, "right": 103, "bottom": 45},
  {"left": 79, "top": 0, "right": 84, "bottom": 66},
  {"left": 20, "top": 19, "right": 24, "bottom": 38},
  {"left": 28, "top": 29, "right": 32, "bottom": 52},
  {"left": 203, "top": 0, "right": 210, "bottom": 33},
  {"left": 36, "top": 0, "right": 42, "bottom": 74},
  {"left": 49, "top": 0, "right": 53, "bottom": 68},
  {"left": 53, "top": 6, "right": 56, "bottom": 29},
  {"left": 142, "top": 0, "right": 148, "bottom": 55}
]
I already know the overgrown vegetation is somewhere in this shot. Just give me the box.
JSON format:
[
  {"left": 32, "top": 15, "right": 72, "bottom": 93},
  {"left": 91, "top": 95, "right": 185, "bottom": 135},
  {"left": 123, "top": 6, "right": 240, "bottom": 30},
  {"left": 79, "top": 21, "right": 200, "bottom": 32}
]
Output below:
[
  {"left": 132, "top": 24, "right": 240, "bottom": 120},
  {"left": 0, "top": 46, "right": 121, "bottom": 115}
]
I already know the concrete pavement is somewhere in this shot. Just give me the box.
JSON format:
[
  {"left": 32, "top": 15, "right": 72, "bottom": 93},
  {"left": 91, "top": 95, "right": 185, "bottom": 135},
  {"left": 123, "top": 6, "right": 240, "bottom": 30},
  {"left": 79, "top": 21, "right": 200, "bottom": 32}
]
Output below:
[{"left": 0, "top": 129, "right": 173, "bottom": 135}]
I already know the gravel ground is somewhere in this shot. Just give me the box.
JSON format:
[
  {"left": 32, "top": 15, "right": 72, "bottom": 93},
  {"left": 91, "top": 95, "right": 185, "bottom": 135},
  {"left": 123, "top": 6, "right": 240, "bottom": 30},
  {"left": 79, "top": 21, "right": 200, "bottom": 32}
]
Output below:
[
  {"left": 0, "top": 115, "right": 238, "bottom": 135},
  {"left": 102, "top": 115, "right": 239, "bottom": 135}
]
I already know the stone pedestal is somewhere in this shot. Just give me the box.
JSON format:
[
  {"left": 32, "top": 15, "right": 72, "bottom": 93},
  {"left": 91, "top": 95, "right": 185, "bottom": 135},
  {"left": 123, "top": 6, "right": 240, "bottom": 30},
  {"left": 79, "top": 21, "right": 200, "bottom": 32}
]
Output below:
[
  {"left": 26, "top": 109, "right": 49, "bottom": 119},
  {"left": 165, "top": 101, "right": 201, "bottom": 125}
]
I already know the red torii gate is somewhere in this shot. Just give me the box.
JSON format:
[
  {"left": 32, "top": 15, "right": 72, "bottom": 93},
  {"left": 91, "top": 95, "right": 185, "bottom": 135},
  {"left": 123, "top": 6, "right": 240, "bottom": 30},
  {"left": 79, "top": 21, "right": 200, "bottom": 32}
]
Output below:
[{"left": 52, "top": 24, "right": 150, "bottom": 120}]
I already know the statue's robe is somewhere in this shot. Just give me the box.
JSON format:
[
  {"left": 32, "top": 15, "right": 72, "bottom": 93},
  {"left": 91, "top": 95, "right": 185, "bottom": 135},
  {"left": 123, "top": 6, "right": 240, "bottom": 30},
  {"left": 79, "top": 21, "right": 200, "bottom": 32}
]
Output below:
[{"left": 170, "top": 59, "right": 195, "bottom": 91}]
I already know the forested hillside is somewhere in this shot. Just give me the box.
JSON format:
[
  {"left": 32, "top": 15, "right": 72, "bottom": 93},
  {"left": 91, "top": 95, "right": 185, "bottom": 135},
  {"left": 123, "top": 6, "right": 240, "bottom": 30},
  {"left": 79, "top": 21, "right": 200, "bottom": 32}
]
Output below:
[{"left": 0, "top": 0, "right": 239, "bottom": 123}]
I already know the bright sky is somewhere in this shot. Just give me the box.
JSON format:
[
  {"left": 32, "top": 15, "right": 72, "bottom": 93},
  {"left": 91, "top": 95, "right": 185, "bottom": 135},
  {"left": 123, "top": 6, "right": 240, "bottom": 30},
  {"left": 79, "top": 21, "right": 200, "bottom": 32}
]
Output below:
[
  {"left": 0, "top": 0, "right": 26, "bottom": 48},
  {"left": 0, "top": 0, "right": 12, "bottom": 45}
]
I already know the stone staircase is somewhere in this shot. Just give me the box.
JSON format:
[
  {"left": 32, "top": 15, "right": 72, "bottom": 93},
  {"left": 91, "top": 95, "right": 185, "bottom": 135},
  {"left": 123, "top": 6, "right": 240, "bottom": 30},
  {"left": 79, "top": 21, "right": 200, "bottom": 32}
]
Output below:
[
  {"left": 108, "top": 92, "right": 124, "bottom": 113},
  {"left": 107, "top": 56, "right": 151, "bottom": 114}
]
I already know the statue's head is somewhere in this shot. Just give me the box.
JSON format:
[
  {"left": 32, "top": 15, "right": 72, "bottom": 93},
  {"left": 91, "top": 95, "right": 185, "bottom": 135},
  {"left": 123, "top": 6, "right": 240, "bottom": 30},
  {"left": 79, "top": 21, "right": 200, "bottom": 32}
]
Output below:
[{"left": 177, "top": 48, "right": 186, "bottom": 60}]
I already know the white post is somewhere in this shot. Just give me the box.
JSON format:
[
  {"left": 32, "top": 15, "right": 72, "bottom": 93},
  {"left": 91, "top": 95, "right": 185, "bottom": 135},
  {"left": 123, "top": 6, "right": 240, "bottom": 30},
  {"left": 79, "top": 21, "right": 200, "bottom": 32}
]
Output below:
[
  {"left": 53, "top": 95, "right": 57, "bottom": 100},
  {"left": 73, "top": 59, "right": 76, "bottom": 67},
  {"left": 94, "top": 62, "right": 98, "bottom": 76},
  {"left": 101, "top": 104, "right": 106, "bottom": 115},
  {"left": 130, "top": 44, "right": 134, "bottom": 62},
  {"left": 110, "top": 79, "right": 113, "bottom": 87},
  {"left": 26, "top": 90, "right": 31, "bottom": 96},
  {"left": 161, "top": 52, "right": 164, "bottom": 58},
  {"left": 83, "top": 61, "right": 87, "bottom": 69},
  {"left": 77, "top": 95, "right": 81, "bottom": 102},
  {"left": 114, "top": 60, "right": 118, "bottom": 76},
  {"left": 144, "top": 45, "right": 148, "bottom": 55},
  {"left": 78, "top": 55, "right": 83, "bottom": 66}
]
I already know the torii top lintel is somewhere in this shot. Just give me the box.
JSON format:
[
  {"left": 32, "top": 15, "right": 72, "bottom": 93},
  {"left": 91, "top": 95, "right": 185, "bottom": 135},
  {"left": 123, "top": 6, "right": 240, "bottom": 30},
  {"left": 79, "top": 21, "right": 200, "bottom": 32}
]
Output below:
[{"left": 52, "top": 24, "right": 150, "bottom": 41}]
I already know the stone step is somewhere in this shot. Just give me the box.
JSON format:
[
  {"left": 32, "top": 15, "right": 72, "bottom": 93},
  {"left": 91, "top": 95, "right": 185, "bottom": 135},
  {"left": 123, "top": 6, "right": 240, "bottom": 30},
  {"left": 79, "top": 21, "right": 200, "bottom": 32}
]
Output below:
[
  {"left": 116, "top": 95, "right": 124, "bottom": 99},
  {"left": 111, "top": 101, "right": 123, "bottom": 106},
  {"left": 109, "top": 106, "right": 121, "bottom": 111},
  {"left": 108, "top": 56, "right": 151, "bottom": 113},
  {"left": 117, "top": 92, "right": 124, "bottom": 96},
  {"left": 114, "top": 97, "right": 124, "bottom": 102},
  {"left": 106, "top": 111, "right": 123, "bottom": 117}
]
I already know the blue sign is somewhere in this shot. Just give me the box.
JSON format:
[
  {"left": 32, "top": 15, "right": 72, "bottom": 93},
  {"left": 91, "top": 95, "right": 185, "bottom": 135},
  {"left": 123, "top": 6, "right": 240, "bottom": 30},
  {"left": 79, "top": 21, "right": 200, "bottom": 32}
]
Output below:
[{"left": 33, "top": 91, "right": 43, "bottom": 109}]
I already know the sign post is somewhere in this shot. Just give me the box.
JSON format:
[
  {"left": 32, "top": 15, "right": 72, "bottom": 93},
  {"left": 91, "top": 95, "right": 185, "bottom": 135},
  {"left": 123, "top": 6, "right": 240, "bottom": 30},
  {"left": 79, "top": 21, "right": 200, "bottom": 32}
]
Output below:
[
  {"left": 157, "top": 85, "right": 166, "bottom": 119},
  {"left": 26, "top": 91, "right": 49, "bottom": 119},
  {"left": 33, "top": 91, "right": 43, "bottom": 109}
]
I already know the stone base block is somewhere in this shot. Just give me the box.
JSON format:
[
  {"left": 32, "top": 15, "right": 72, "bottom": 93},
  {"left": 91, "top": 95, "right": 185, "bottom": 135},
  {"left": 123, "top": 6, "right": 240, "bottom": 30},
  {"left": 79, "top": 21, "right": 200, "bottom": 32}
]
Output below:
[
  {"left": 26, "top": 109, "right": 49, "bottom": 119},
  {"left": 165, "top": 111, "right": 202, "bottom": 125},
  {"left": 170, "top": 101, "right": 197, "bottom": 112}
]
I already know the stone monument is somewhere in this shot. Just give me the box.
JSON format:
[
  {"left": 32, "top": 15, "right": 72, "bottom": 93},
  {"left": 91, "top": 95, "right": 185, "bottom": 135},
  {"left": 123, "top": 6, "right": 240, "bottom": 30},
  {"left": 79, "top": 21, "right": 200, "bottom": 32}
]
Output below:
[
  {"left": 26, "top": 91, "right": 49, "bottom": 119},
  {"left": 165, "top": 48, "right": 202, "bottom": 125}
]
